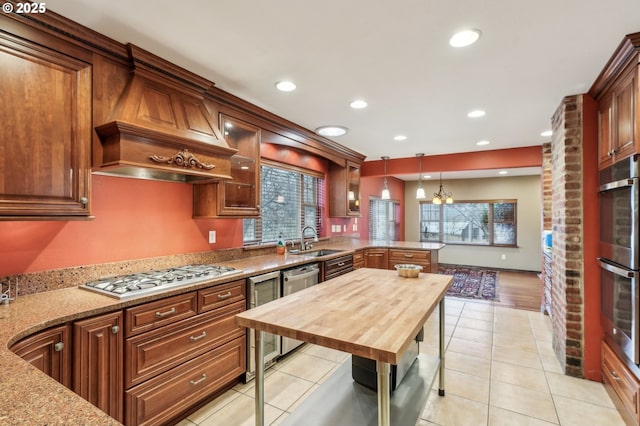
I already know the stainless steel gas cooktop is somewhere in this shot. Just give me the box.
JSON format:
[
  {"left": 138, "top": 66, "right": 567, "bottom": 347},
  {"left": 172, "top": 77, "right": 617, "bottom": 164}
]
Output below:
[{"left": 80, "top": 264, "right": 243, "bottom": 299}]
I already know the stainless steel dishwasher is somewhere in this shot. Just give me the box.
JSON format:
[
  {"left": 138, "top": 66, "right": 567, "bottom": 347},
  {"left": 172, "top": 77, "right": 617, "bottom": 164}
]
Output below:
[{"left": 281, "top": 263, "right": 320, "bottom": 355}]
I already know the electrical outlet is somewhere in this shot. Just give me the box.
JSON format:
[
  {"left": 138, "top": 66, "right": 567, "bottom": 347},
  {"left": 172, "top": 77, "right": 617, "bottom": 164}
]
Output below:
[
  {"left": 501, "top": 254, "right": 506, "bottom": 260},
  {"left": 209, "top": 230, "right": 216, "bottom": 244}
]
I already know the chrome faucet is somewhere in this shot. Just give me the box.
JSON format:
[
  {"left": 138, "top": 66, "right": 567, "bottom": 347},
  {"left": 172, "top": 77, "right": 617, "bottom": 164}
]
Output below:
[{"left": 300, "top": 226, "right": 318, "bottom": 251}]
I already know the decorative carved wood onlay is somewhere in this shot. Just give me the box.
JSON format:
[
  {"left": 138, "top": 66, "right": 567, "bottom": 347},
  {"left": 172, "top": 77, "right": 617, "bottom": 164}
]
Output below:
[{"left": 149, "top": 149, "right": 215, "bottom": 170}]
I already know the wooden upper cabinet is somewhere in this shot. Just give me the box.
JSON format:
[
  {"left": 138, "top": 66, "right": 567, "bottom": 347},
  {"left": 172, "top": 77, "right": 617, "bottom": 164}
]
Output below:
[
  {"left": 193, "top": 114, "right": 261, "bottom": 217},
  {"left": 0, "top": 32, "right": 92, "bottom": 218},
  {"left": 329, "top": 161, "right": 361, "bottom": 217},
  {"left": 594, "top": 34, "right": 639, "bottom": 170}
]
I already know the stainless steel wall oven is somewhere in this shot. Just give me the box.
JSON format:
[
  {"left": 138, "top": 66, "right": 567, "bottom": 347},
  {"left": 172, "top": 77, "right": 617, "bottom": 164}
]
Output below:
[{"left": 599, "top": 155, "right": 640, "bottom": 365}]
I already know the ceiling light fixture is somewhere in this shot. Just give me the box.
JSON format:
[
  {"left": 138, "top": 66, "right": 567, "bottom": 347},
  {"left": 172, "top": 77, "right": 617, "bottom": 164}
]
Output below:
[
  {"left": 432, "top": 173, "right": 453, "bottom": 204},
  {"left": 350, "top": 99, "right": 368, "bottom": 109},
  {"left": 467, "top": 110, "right": 486, "bottom": 118},
  {"left": 275, "top": 80, "right": 296, "bottom": 92},
  {"left": 315, "top": 125, "right": 348, "bottom": 137},
  {"left": 476, "top": 140, "right": 490, "bottom": 146},
  {"left": 541, "top": 130, "right": 553, "bottom": 137},
  {"left": 394, "top": 135, "right": 407, "bottom": 141},
  {"left": 499, "top": 170, "right": 508, "bottom": 175},
  {"left": 449, "top": 29, "right": 481, "bottom": 47},
  {"left": 415, "top": 153, "right": 426, "bottom": 199},
  {"left": 381, "top": 156, "right": 390, "bottom": 200}
]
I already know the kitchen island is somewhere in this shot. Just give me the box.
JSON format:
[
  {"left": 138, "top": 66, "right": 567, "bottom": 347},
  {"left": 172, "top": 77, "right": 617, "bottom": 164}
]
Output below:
[{"left": 235, "top": 267, "right": 453, "bottom": 426}]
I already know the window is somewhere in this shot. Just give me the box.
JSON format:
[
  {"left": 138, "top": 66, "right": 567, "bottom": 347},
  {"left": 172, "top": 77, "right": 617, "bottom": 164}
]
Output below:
[
  {"left": 419, "top": 200, "right": 517, "bottom": 246},
  {"left": 243, "top": 164, "right": 323, "bottom": 245},
  {"left": 369, "top": 198, "right": 400, "bottom": 241}
]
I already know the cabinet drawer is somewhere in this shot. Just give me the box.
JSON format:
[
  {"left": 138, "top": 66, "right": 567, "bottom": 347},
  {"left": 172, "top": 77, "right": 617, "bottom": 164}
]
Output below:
[
  {"left": 125, "top": 300, "right": 245, "bottom": 388},
  {"left": 125, "top": 292, "right": 197, "bottom": 337},
  {"left": 126, "top": 336, "right": 246, "bottom": 426},
  {"left": 324, "top": 255, "right": 354, "bottom": 281},
  {"left": 199, "top": 279, "right": 246, "bottom": 313},
  {"left": 353, "top": 250, "right": 364, "bottom": 269},
  {"left": 602, "top": 341, "right": 640, "bottom": 419},
  {"left": 389, "top": 249, "right": 430, "bottom": 262}
]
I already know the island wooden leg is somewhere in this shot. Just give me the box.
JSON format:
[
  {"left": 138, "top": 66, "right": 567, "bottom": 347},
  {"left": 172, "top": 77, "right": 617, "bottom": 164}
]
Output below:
[
  {"left": 255, "top": 330, "right": 265, "bottom": 426},
  {"left": 438, "top": 298, "right": 445, "bottom": 396},
  {"left": 376, "top": 361, "right": 390, "bottom": 426}
]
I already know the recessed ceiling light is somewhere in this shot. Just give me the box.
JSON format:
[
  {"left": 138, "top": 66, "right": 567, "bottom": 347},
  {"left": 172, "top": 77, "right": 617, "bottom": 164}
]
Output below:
[
  {"left": 449, "top": 29, "right": 481, "bottom": 47},
  {"left": 350, "top": 100, "right": 368, "bottom": 109},
  {"left": 467, "top": 110, "right": 486, "bottom": 118},
  {"left": 275, "top": 80, "right": 296, "bottom": 92},
  {"left": 424, "top": 175, "right": 432, "bottom": 179},
  {"left": 476, "top": 140, "right": 490, "bottom": 146},
  {"left": 541, "top": 130, "right": 553, "bottom": 137},
  {"left": 394, "top": 135, "right": 407, "bottom": 141},
  {"left": 315, "top": 126, "right": 348, "bottom": 137},
  {"left": 498, "top": 170, "right": 508, "bottom": 175}
]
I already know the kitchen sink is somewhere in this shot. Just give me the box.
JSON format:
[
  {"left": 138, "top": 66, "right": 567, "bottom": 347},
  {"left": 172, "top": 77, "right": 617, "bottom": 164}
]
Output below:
[{"left": 289, "top": 249, "right": 344, "bottom": 257}]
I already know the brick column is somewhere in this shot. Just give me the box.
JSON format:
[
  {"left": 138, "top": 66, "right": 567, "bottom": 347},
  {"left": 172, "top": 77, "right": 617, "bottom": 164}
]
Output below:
[{"left": 550, "top": 95, "right": 585, "bottom": 377}]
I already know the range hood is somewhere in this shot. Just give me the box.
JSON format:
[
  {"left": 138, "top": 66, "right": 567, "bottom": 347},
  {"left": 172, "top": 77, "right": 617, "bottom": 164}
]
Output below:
[{"left": 94, "top": 44, "right": 237, "bottom": 183}]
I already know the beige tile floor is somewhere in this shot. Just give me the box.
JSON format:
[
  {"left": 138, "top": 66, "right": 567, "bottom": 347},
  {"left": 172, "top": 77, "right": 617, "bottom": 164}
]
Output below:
[{"left": 176, "top": 298, "right": 625, "bottom": 426}]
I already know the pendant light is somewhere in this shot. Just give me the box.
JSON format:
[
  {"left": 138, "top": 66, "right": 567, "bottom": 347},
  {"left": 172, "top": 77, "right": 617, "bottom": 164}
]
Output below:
[
  {"left": 415, "top": 153, "right": 426, "bottom": 199},
  {"left": 381, "top": 156, "right": 390, "bottom": 200},
  {"left": 432, "top": 173, "right": 453, "bottom": 204}
]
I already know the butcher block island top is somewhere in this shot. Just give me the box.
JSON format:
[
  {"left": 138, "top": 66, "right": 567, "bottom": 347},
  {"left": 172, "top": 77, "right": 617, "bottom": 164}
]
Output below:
[{"left": 236, "top": 267, "right": 452, "bottom": 364}]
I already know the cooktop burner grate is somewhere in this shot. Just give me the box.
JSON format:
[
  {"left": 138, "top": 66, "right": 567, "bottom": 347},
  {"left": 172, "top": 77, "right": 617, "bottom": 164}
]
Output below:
[{"left": 81, "top": 264, "right": 242, "bottom": 299}]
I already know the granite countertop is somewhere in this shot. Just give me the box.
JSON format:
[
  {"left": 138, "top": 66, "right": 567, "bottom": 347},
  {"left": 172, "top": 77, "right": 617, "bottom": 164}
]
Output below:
[{"left": 0, "top": 240, "right": 444, "bottom": 425}]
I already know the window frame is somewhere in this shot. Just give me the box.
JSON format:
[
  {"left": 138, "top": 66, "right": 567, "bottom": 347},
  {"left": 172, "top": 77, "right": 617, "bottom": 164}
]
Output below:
[
  {"left": 368, "top": 196, "right": 400, "bottom": 241},
  {"left": 243, "top": 161, "right": 323, "bottom": 246},
  {"left": 419, "top": 199, "right": 518, "bottom": 247}
]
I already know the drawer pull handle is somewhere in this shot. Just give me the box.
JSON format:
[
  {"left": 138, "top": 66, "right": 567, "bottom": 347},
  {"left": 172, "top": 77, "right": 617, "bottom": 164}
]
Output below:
[
  {"left": 54, "top": 342, "right": 64, "bottom": 352},
  {"left": 217, "top": 291, "right": 232, "bottom": 300},
  {"left": 190, "top": 331, "right": 207, "bottom": 341},
  {"left": 403, "top": 254, "right": 414, "bottom": 258},
  {"left": 111, "top": 325, "right": 120, "bottom": 334},
  {"left": 155, "top": 307, "right": 176, "bottom": 318},
  {"left": 337, "top": 262, "right": 345, "bottom": 267},
  {"left": 610, "top": 370, "right": 621, "bottom": 381},
  {"left": 190, "top": 373, "right": 207, "bottom": 385}
]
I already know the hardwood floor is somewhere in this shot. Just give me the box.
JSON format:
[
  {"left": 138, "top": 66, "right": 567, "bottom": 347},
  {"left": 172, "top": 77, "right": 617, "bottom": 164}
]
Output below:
[{"left": 492, "top": 270, "right": 543, "bottom": 311}]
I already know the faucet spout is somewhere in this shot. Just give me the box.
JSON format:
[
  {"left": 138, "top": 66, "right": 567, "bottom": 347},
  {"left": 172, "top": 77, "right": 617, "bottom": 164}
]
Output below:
[{"left": 300, "top": 226, "right": 318, "bottom": 250}]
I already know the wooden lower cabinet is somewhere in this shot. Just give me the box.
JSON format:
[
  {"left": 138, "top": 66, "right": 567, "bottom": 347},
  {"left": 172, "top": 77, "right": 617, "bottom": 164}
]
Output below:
[
  {"left": 388, "top": 249, "right": 434, "bottom": 273},
  {"left": 602, "top": 341, "right": 640, "bottom": 425},
  {"left": 73, "top": 311, "right": 124, "bottom": 423},
  {"left": 125, "top": 336, "right": 246, "bottom": 426},
  {"left": 353, "top": 250, "right": 364, "bottom": 269},
  {"left": 364, "top": 248, "right": 389, "bottom": 269},
  {"left": 323, "top": 254, "right": 354, "bottom": 281},
  {"left": 11, "top": 324, "right": 71, "bottom": 388}
]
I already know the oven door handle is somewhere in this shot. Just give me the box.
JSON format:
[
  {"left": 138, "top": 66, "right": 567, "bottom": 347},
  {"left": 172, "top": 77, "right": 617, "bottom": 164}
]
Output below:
[
  {"left": 598, "top": 258, "right": 638, "bottom": 278},
  {"left": 599, "top": 177, "right": 636, "bottom": 193}
]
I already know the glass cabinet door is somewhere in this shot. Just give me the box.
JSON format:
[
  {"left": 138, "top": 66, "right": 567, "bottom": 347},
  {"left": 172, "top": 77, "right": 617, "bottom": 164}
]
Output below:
[
  {"left": 347, "top": 163, "right": 360, "bottom": 215},
  {"left": 219, "top": 115, "right": 261, "bottom": 216}
]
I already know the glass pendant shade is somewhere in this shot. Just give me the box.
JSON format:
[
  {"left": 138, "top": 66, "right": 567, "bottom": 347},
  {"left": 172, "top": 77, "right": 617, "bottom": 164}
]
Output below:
[
  {"left": 416, "top": 185, "right": 426, "bottom": 199},
  {"left": 415, "top": 153, "right": 426, "bottom": 200},
  {"left": 381, "top": 156, "right": 390, "bottom": 199}
]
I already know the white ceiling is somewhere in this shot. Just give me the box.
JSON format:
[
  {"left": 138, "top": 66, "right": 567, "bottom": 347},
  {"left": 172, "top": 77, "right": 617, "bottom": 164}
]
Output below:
[{"left": 48, "top": 0, "right": 640, "bottom": 169}]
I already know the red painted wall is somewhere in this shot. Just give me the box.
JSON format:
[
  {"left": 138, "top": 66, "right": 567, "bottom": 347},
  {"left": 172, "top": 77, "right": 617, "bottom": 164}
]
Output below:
[
  {"left": 0, "top": 174, "right": 244, "bottom": 276},
  {"left": 581, "top": 95, "right": 602, "bottom": 381}
]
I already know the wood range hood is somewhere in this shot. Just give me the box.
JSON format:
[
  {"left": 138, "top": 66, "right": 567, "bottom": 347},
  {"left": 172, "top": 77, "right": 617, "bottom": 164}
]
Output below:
[{"left": 95, "top": 44, "right": 237, "bottom": 183}]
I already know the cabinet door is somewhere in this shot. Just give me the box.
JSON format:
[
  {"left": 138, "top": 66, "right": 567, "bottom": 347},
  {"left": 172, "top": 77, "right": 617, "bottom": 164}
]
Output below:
[
  {"left": 193, "top": 115, "right": 260, "bottom": 217},
  {"left": 329, "top": 161, "right": 361, "bottom": 217},
  {"left": 598, "top": 92, "right": 614, "bottom": 169},
  {"left": 614, "top": 67, "right": 637, "bottom": 161},
  {"left": 364, "top": 249, "right": 389, "bottom": 269},
  {"left": 73, "top": 311, "right": 124, "bottom": 422},
  {"left": 0, "top": 33, "right": 91, "bottom": 217},
  {"left": 11, "top": 325, "right": 71, "bottom": 388}
]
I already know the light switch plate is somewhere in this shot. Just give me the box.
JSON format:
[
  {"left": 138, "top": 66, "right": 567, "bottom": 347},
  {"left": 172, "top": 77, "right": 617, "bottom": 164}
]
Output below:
[{"left": 209, "top": 230, "right": 216, "bottom": 244}]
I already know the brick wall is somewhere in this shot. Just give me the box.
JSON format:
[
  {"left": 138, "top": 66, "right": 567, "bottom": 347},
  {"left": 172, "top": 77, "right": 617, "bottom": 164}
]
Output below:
[
  {"left": 542, "top": 142, "right": 552, "bottom": 231},
  {"left": 550, "top": 94, "right": 585, "bottom": 377}
]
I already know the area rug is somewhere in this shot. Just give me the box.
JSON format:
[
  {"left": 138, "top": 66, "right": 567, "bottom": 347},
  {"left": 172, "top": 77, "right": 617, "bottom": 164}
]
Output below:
[{"left": 438, "top": 265, "right": 499, "bottom": 301}]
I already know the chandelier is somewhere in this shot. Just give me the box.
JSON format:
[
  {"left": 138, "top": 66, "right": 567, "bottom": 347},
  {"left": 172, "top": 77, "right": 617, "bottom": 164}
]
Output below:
[{"left": 432, "top": 173, "right": 453, "bottom": 204}]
